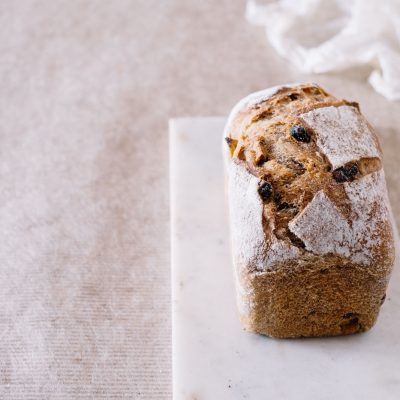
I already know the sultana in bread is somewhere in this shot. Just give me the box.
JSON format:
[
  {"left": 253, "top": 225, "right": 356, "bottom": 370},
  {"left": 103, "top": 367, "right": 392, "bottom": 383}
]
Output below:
[{"left": 223, "top": 83, "right": 395, "bottom": 338}]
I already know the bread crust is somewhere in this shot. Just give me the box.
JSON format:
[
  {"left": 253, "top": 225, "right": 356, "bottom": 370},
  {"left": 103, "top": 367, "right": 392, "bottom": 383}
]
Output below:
[{"left": 224, "top": 83, "right": 395, "bottom": 338}]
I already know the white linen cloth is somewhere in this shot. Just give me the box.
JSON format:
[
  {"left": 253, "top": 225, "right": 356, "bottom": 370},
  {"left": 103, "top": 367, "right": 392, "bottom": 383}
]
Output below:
[{"left": 246, "top": 0, "right": 400, "bottom": 100}]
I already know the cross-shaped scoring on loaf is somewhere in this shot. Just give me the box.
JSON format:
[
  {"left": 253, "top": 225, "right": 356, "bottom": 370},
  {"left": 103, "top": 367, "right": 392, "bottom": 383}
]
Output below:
[{"left": 224, "top": 84, "right": 391, "bottom": 269}]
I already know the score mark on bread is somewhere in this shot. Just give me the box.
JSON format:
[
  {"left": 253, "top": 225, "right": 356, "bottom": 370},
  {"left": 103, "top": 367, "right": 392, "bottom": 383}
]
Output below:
[
  {"left": 223, "top": 83, "right": 395, "bottom": 337},
  {"left": 224, "top": 83, "right": 389, "bottom": 265}
]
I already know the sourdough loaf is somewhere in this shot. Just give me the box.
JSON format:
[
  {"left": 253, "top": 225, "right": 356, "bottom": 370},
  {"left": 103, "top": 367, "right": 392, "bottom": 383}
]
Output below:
[{"left": 223, "top": 83, "right": 395, "bottom": 338}]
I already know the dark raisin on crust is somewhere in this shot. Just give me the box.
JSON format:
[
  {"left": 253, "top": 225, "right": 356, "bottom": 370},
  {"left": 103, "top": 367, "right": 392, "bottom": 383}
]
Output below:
[
  {"left": 333, "top": 164, "right": 359, "bottom": 183},
  {"left": 289, "top": 93, "right": 299, "bottom": 101},
  {"left": 225, "top": 137, "right": 233, "bottom": 145},
  {"left": 258, "top": 182, "right": 273, "bottom": 200},
  {"left": 290, "top": 125, "right": 310, "bottom": 143},
  {"left": 332, "top": 168, "right": 348, "bottom": 183},
  {"left": 346, "top": 164, "right": 358, "bottom": 178}
]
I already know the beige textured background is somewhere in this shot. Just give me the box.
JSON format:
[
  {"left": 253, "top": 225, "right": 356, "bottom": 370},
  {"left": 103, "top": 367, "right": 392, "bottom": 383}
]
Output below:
[{"left": 0, "top": 1, "right": 398, "bottom": 399}]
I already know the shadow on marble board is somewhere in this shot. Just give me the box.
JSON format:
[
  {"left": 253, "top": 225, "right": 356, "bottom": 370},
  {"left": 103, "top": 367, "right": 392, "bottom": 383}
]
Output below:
[{"left": 378, "top": 126, "right": 400, "bottom": 229}]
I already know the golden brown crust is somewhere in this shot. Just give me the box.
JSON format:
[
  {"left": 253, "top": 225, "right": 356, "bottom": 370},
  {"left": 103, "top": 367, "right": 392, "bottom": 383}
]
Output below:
[
  {"left": 239, "top": 261, "right": 387, "bottom": 338},
  {"left": 228, "top": 84, "right": 382, "bottom": 254},
  {"left": 225, "top": 83, "right": 395, "bottom": 338}
]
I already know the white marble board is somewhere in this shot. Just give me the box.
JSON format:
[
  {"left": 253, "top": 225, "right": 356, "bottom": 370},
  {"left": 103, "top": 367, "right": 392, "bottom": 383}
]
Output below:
[{"left": 170, "top": 117, "right": 400, "bottom": 400}]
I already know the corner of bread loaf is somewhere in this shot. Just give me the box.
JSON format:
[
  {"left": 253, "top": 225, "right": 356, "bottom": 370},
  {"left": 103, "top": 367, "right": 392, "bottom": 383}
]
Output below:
[{"left": 224, "top": 83, "right": 304, "bottom": 140}]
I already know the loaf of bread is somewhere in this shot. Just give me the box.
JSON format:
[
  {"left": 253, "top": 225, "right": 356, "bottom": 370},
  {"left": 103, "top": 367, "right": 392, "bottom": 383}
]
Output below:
[{"left": 223, "top": 83, "right": 395, "bottom": 338}]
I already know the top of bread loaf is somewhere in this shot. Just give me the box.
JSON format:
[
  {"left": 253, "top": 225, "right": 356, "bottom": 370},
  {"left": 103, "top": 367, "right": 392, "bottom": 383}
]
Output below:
[{"left": 224, "top": 83, "right": 394, "bottom": 273}]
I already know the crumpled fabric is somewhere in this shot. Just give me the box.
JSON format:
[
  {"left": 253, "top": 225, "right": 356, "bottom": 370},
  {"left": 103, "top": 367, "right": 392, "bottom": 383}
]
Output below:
[{"left": 246, "top": 0, "right": 400, "bottom": 101}]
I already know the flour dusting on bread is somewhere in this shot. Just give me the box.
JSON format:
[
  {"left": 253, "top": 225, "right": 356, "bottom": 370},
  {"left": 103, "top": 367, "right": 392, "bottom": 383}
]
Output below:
[
  {"left": 223, "top": 83, "right": 395, "bottom": 337},
  {"left": 288, "top": 191, "right": 352, "bottom": 257},
  {"left": 228, "top": 160, "right": 301, "bottom": 272},
  {"left": 288, "top": 170, "right": 391, "bottom": 264},
  {"left": 344, "top": 169, "right": 392, "bottom": 264},
  {"left": 227, "top": 161, "right": 266, "bottom": 270},
  {"left": 300, "top": 105, "right": 381, "bottom": 169}
]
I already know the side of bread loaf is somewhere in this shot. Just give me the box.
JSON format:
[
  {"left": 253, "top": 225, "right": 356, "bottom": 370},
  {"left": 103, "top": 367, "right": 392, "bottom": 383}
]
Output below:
[{"left": 224, "top": 83, "right": 395, "bottom": 338}]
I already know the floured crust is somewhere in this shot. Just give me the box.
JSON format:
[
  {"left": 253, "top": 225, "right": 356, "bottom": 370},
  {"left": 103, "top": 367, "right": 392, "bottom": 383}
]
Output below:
[
  {"left": 227, "top": 161, "right": 301, "bottom": 272},
  {"left": 224, "top": 83, "right": 395, "bottom": 338},
  {"left": 289, "top": 170, "right": 391, "bottom": 265},
  {"left": 300, "top": 105, "right": 381, "bottom": 169}
]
